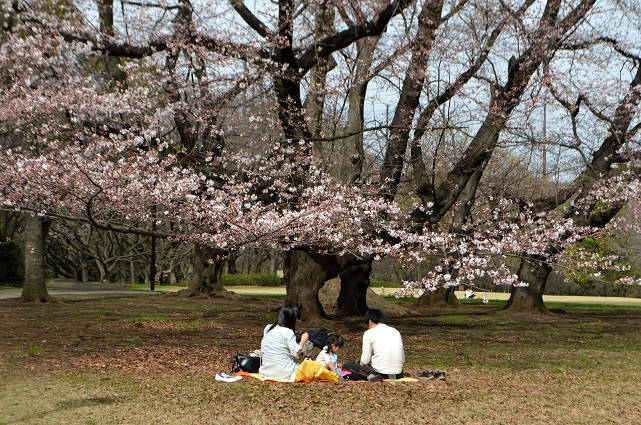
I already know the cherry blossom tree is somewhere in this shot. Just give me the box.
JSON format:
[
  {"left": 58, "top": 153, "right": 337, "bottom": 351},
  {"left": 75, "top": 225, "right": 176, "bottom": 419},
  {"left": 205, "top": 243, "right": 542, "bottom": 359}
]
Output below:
[
  {"left": 406, "top": 0, "right": 640, "bottom": 313},
  {"left": 1, "top": 0, "right": 639, "bottom": 319}
]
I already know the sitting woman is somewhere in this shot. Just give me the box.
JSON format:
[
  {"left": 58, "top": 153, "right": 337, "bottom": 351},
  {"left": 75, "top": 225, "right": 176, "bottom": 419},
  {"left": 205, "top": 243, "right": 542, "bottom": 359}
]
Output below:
[{"left": 259, "top": 303, "right": 309, "bottom": 381}]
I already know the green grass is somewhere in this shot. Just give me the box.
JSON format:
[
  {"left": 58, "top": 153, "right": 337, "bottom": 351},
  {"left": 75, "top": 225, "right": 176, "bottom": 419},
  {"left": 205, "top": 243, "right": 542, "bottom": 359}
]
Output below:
[
  {"left": 25, "top": 347, "right": 43, "bottom": 356},
  {"left": 2, "top": 294, "right": 641, "bottom": 424}
]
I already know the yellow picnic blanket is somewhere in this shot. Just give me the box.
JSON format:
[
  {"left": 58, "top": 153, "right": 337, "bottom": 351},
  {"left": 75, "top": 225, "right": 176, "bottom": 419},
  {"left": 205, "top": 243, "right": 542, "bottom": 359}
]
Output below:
[
  {"left": 235, "top": 371, "right": 291, "bottom": 383},
  {"left": 235, "top": 360, "right": 338, "bottom": 382}
]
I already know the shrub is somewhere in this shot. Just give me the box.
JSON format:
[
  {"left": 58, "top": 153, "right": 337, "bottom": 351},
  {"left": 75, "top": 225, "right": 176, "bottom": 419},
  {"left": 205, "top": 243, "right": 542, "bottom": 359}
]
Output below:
[
  {"left": 0, "top": 241, "right": 24, "bottom": 285},
  {"left": 222, "top": 273, "right": 283, "bottom": 286}
]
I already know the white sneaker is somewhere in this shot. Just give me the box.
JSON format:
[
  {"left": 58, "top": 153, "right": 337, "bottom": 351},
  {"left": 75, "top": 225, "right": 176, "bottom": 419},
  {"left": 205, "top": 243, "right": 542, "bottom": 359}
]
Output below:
[{"left": 216, "top": 373, "right": 242, "bottom": 383}]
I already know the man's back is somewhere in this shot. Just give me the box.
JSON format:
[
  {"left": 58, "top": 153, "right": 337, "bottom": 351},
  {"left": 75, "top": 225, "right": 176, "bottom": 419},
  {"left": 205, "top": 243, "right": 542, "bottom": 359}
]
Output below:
[{"left": 360, "top": 323, "right": 405, "bottom": 375}]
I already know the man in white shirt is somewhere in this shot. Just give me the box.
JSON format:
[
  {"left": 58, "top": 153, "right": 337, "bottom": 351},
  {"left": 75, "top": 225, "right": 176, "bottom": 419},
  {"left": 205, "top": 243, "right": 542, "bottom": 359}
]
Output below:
[{"left": 343, "top": 309, "right": 405, "bottom": 381}]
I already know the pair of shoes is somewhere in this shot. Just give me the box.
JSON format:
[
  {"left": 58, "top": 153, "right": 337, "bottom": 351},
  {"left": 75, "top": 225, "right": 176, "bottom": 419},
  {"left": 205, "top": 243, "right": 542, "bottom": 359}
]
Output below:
[
  {"left": 367, "top": 374, "right": 384, "bottom": 382},
  {"left": 434, "top": 370, "right": 446, "bottom": 380},
  {"left": 415, "top": 370, "right": 435, "bottom": 380},
  {"left": 216, "top": 373, "right": 242, "bottom": 383}
]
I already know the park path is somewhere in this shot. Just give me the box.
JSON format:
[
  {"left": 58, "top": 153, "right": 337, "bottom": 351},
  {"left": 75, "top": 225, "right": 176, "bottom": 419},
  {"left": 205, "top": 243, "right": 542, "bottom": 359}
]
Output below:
[
  {"left": 0, "top": 286, "right": 159, "bottom": 300},
  {"left": 1, "top": 283, "right": 641, "bottom": 305},
  {"left": 226, "top": 286, "right": 641, "bottom": 306}
]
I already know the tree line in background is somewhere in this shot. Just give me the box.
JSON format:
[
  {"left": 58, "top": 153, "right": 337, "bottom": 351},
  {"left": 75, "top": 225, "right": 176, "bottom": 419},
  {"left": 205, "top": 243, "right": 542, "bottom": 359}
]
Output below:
[
  {"left": 1, "top": 0, "right": 640, "bottom": 318},
  {"left": 2, "top": 209, "right": 640, "bottom": 298}
]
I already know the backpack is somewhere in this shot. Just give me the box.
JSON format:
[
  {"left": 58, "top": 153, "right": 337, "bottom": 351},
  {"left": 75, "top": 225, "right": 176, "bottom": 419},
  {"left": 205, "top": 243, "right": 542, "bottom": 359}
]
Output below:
[{"left": 296, "top": 328, "right": 329, "bottom": 349}]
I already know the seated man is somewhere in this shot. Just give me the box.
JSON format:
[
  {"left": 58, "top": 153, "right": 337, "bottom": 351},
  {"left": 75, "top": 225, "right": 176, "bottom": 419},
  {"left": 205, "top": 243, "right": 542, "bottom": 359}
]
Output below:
[
  {"left": 465, "top": 288, "right": 475, "bottom": 299},
  {"left": 344, "top": 309, "right": 405, "bottom": 381}
]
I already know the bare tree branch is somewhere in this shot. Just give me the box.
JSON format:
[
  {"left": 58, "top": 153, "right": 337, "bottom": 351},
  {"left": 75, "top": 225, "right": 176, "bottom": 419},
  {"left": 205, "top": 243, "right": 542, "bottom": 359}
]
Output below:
[{"left": 230, "top": 0, "right": 271, "bottom": 38}]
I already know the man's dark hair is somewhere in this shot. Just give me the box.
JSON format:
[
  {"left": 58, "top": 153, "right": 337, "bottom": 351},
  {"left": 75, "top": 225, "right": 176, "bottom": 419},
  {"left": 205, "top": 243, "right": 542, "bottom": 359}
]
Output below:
[{"left": 364, "top": 309, "right": 386, "bottom": 325}]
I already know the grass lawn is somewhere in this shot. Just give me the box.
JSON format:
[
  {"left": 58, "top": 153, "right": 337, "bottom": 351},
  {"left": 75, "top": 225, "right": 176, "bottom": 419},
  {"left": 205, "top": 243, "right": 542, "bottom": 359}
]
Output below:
[{"left": 1, "top": 293, "right": 640, "bottom": 424}]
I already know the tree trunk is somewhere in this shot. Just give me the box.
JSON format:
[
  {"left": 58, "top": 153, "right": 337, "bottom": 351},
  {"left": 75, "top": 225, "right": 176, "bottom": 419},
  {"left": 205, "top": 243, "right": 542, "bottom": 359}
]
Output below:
[
  {"left": 284, "top": 250, "right": 359, "bottom": 323},
  {"left": 305, "top": 2, "right": 334, "bottom": 141},
  {"left": 340, "top": 34, "right": 381, "bottom": 182},
  {"left": 96, "top": 260, "right": 107, "bottom": 282},
  {"left": 380, "top": 0, "right": 445, "bottom": 200},
  {"left": 416, "top": 287, "right": 459, "bottom": 308},
  {"left": 225, "top": 250, "right": 240, "bottom": 274},
  {"left": 129, "top": 258, "right": 135, "bottom": 284},
  {"left": 183, "top": 245, "right": 227, "bottom": 297},
  {"left": 168, "top": 258, "right": 178, "bottom": 286},
  {"left": 149, "top": 233, "right": 156, "bottom": 291},
  {"left": 502, "top": 254, "right": 551, "bottom": 314},
  {"left": 419, "top": 170, "right": 483, "bottom": 306},
  {"left": 336, "top": 262, "right": 372, "bottom": 317},
  {"left": 82, "top": 258, "right": 90, "bottom": 282},
  {"left": 21, "top": 215, "right": 55, "bottom": 303}
]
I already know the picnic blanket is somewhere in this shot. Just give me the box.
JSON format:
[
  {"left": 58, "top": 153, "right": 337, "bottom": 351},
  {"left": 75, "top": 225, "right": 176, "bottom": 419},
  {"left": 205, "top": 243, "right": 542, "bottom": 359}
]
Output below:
[
  {"left": 236, "top": 360, "right": 419, "bottom": 382},
  {"left": 235, "top": 371, "right": 292, "bottom": 383},
  {"left": 235, "top": 360, "right": 338, "bottom": 382}
]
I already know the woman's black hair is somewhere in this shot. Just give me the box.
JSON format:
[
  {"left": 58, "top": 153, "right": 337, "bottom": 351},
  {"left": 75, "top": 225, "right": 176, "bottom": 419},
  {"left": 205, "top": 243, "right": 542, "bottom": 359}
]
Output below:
[
  {"left": 267, "top": 303, "right": 300, "bottom": 332},
  {"left": 324, "top": 334, "right": 344, "bottom": 352}
]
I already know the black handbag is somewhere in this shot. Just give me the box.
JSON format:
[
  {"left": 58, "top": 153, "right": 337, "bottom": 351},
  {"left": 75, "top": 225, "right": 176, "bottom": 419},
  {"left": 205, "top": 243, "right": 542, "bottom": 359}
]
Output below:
[{"left": 230, "top": 354, "right": 261, "bottom": 373}]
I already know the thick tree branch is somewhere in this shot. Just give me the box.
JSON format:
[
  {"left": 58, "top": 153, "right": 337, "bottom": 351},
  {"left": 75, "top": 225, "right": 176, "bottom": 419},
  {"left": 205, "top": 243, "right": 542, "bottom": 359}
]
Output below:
[
  {"left": 230, "top": 0, "right": 271, "bottom": 38},
  {"left": 297, "top": 0, "right": 414, "bottom": 72}
]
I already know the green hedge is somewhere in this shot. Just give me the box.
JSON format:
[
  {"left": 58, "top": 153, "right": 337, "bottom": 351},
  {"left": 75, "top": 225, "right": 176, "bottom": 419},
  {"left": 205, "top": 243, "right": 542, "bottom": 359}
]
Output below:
[
  {"left": 0, "top": 241, "right": 24, "bottom": 285},
  {"left": 222, "top": 273, "right": 283, "bottom": 286}
]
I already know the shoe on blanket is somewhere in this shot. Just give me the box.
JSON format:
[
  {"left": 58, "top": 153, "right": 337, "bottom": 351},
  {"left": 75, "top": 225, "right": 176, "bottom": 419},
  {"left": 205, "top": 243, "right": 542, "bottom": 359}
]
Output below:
[
  {"left": 216, "top": 373, "right": 242, "bottom": 383},
  {"left": 367, "top": 374, "right": 384, "bottom": 382},
  {"left": 434, "top": 370, "right": 446, "bottom": 380},
  {"left": 415, "top": 370, "right": 435, "bottom": 380}
]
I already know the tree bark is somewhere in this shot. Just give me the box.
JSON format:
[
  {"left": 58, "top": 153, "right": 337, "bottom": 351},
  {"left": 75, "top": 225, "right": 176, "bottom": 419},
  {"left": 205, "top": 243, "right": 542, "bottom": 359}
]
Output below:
[
  {"left": 380, "top": 0, "right": 445, "bottom": 200},
  {"left": 21, "top": 215, "right": 55, "bottom": 303},
  {"left": 305, "top": 2, "right": 335, "bottom": 141},
  {"left": 97, "top": 0, "right": 126, "bottom": 85},
  {"left": 420, "top": 170, "right": 483, "bottom": 306},
  {"left": 340, "top": 34, "right": 380, "bottom": 182},
  {"left": 336, "top": 262, "right": 372, "bottom": 317},
  {"left": 149, "top": 233, "right": 156, "bottom": 290},
  {"left": 502, "top": 254, "right": 551, "bottom": 314},
  {"left": 416, "top": 286, "right": 459, "bottom": 308},
  {"left": 183, "top": 245, "right": 227, "bottom": 297},
  {"left": 284, "top": 250, "right": 362, "bottom": 322},
  {"left": 168, "top": 257, "right": 178, "bottom": 285},
  {"left": 225, "top": 250, "right": 241, "bottom": 274}
]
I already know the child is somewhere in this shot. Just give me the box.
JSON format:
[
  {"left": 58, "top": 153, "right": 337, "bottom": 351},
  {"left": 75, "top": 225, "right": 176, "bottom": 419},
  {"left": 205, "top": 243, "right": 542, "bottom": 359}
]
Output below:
[{"left": 315, "top": 334, "right": 344, "bottom": 379}]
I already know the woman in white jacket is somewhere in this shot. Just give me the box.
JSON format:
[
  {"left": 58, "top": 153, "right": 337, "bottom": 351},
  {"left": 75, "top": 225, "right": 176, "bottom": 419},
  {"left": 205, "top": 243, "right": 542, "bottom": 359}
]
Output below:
[{"left": 259, "top": 303, "right": 309, "bottom": 381}]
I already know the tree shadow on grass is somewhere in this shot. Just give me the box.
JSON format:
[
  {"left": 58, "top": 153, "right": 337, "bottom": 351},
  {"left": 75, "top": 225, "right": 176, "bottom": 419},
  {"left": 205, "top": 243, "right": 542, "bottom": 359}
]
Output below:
[
  {"left": 56, "top": 396, "right": 119, "bottom": 409},
  {"left": 4, "top": 396, "right": 118, "bottom": 425}
]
